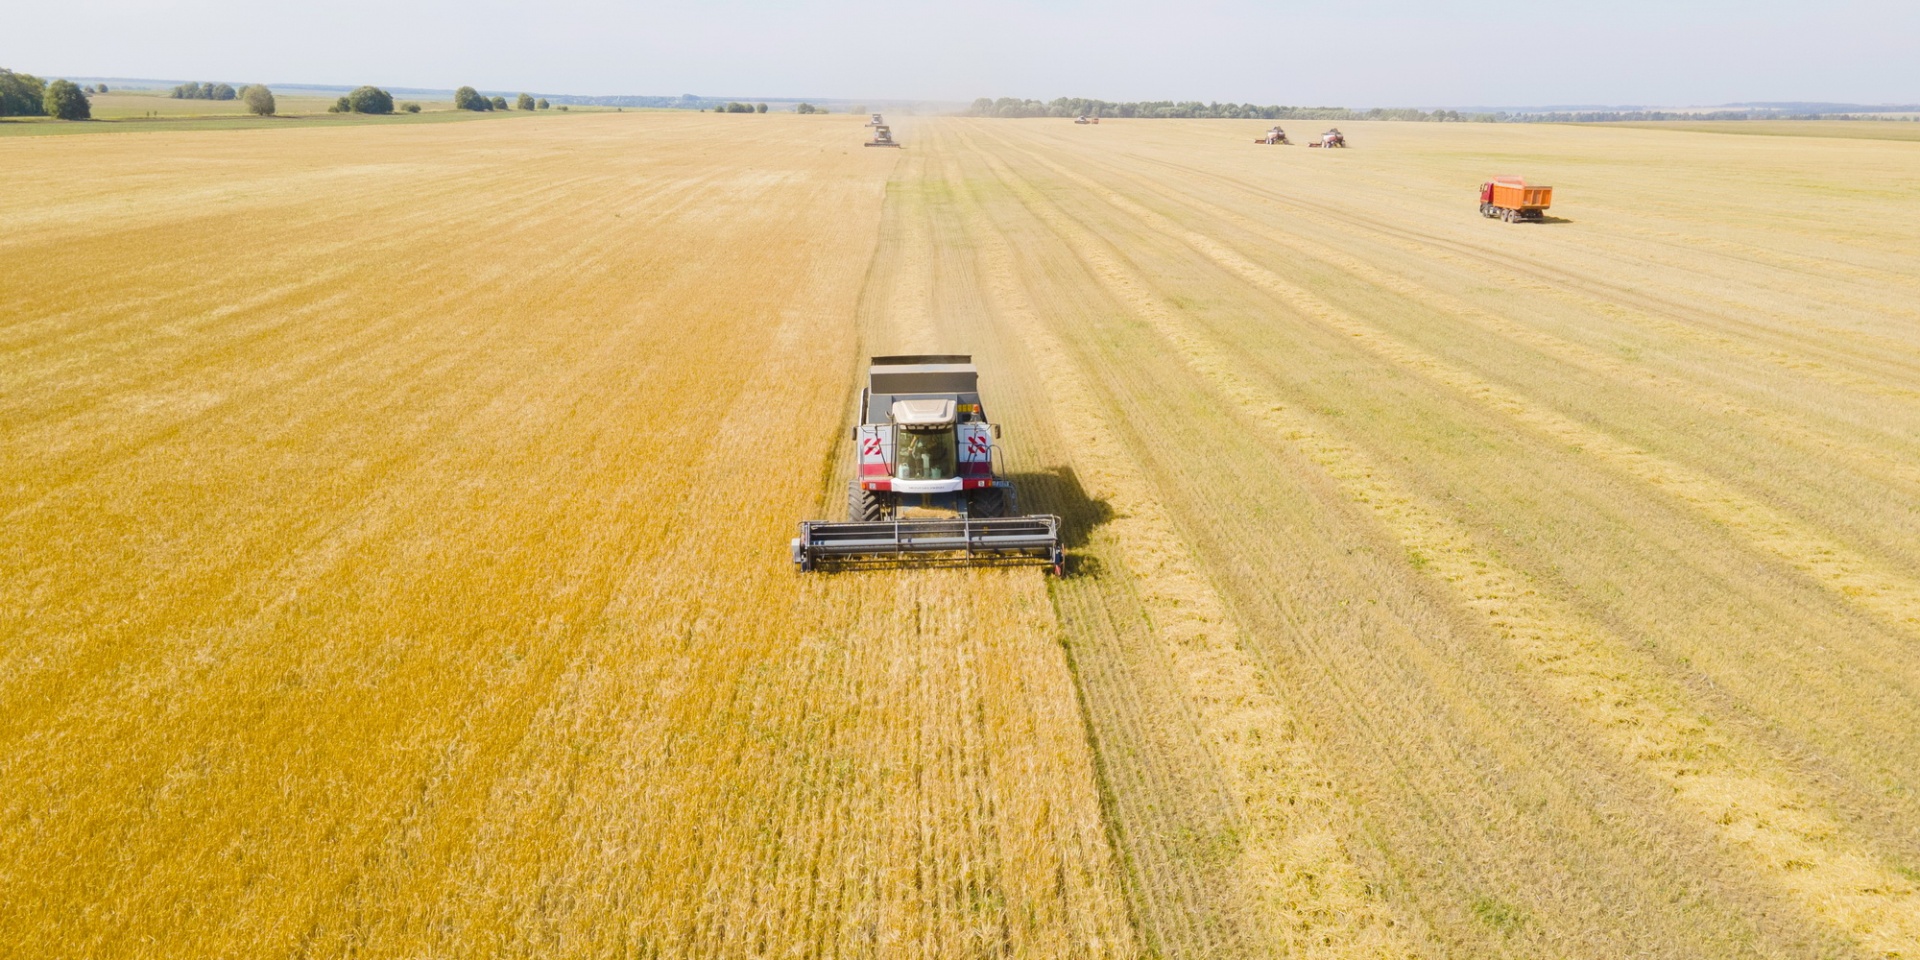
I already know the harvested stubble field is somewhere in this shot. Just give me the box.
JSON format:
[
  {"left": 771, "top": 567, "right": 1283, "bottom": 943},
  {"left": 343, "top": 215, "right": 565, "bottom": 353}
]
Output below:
[{"left": 3, "top": 113, "right": 1918, "bottom": 959}]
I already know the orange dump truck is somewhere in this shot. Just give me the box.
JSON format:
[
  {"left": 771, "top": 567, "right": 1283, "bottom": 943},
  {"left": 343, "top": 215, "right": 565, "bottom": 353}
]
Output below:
[{"left": 1479, "top": 176, "right": 1552, "bottom": 222}]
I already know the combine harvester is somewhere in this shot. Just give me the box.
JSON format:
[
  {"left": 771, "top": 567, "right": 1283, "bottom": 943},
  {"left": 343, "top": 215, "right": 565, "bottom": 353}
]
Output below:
[
  {"left": 1253, "top": 125, "right": 1290, "bottom": 144},
  {"left": 1479, "top": 176, "right": 1553, "bottom": 222},
  {"left": 1308, "top": 128, "right": 1346, "bottom": 148},
  {"left": 792, "top": 355, "right": 1065, "bottom": 574},
  {"left": 1074, "top": 115, "right": 1100, "bottom": 124},
  {"left": 866, "top": 112, "right": 884, "bottom": 126},
  {"left": 865, "top": 124, "right": 900, "bottom": 147}
]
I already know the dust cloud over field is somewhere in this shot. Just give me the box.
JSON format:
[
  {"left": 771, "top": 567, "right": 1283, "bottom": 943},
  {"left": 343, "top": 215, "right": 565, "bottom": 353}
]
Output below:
[{"left": 4, "top": 113, "right": 1918, "bottom": 958}]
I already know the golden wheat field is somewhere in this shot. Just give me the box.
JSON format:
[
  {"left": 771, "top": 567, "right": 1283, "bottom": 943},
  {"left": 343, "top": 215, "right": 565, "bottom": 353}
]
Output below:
[{"left": 4, "top": 112, "right": 1919, "bottom": 958}]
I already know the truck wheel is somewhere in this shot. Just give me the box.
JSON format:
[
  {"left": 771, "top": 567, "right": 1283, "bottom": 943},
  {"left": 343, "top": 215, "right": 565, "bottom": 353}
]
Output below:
[
  {"left": 968, "top": 487, "right": 1010, "bottom": 518},
  {"left": 848, "top": 483, "right": 893, "bottom": 521}
]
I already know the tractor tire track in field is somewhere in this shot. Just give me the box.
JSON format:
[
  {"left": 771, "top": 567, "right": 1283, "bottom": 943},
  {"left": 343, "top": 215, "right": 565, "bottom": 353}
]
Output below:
[
  {"left": 961, "top": 121, "right": 1918, "bottom": 957},
  {"left": 986, "top": 127, "right": 1920, "bottom": 862},
  {"left": 955, "top": 129, "right": 1817, "bottom": 958}
]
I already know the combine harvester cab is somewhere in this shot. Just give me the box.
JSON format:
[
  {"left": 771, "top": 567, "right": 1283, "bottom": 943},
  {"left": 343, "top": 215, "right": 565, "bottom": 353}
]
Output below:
[
  {"left": 1480, "top": 176, "right": 1553, "bottom": 222},
  {"left": 792, "top": 355, "right": 1065, "bottom": 574}
]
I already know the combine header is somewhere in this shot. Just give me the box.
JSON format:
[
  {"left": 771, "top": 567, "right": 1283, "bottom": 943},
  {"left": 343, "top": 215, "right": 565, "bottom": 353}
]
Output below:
[
  {"left": 792, "top": 355, "right": 1065, "bottom": 574},
  {"left": 865, "top": 124, "right": 900, "bottom": 147},
  {"left": 1480, "top": 176, "right": 1553, "bottom": 222},
  {"left": 1253, "top": 125, "right": 1290, "bottom": 144}
]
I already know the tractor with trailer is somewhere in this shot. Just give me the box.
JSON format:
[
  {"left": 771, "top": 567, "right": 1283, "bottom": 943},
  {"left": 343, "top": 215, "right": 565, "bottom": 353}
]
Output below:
[
  {"left": 791, "top": 355, "right": 1065, "bottom": 574},
  {"left": 865, "top": 124, "right": 900, "bottom": 147},
  {"left": 1254, "top": 125, "right": 1290, "bottom": 144},
  {"left": 1480, "top": 176, "right": 1553, "bottom": 222}
]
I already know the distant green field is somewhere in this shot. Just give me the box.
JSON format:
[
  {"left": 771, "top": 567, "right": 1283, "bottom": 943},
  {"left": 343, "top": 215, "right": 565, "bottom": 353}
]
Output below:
[
  {"left": 0, "top": 108, "right": 530, "bottom": 137},
  {"left": 1598, "top": 120, "right": 1920, "bottom": 141},
  {"left": 81, "top": 92, "right": 365, "bottom": 118}
]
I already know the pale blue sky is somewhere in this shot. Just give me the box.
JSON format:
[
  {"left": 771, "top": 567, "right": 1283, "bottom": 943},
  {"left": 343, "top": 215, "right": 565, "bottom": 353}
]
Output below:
[{"left": 9, "top": 0, "right": 1916, "bottom": 106}]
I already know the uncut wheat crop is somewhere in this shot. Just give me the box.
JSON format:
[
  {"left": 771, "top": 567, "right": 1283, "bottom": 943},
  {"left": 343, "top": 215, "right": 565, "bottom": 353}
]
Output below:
[{"left": 5, "top": 112, "right": 1919, "bottom": 959}]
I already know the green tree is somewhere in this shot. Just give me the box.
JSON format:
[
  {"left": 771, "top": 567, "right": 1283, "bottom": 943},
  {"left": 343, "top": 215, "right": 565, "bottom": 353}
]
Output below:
[
  {"left": 0, "top": 69, "right": 48, "bottom": 117},
  {"left": 755, "top": 102, "right": 767, "bottom": 113},
  {"left": 795, "top": 102, "right": 817, "bottom": 114},
  {"left": 489, "top": 95, "right": 507, "bottom": 110},
  {"left": 329, "top": 96, "right": 350, "bottom": 113},
  {"left": 401, "top": 102, "right": 421, "bottom": 113},
  {"left": 240, "top": 84, "right": 275, "bottom": 116},
  {"left": 348, "top": 86, "right": 394, "bottom": 114},
  {"left": 556, "top": 104, "right": 568, "bottom": 111},
  {"left": 515, "top": 92, "right": 534, "bottom": 111},
  {"left": 453, "top": 86, "right": 490, "bottom": 111},
  {"left": 43, "top": 79, "right": 90, "bottom": 120},
  {"left": 210, "top": 82, "right": 236, "bottom": 100},
  {"left": 536, "top": 97, "right": 549, "bottom": 109}
]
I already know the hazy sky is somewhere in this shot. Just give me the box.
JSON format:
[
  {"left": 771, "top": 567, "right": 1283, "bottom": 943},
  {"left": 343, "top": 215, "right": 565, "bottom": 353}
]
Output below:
[{"left": 9, "top": 0, "right": 1917, "bottom": 106}]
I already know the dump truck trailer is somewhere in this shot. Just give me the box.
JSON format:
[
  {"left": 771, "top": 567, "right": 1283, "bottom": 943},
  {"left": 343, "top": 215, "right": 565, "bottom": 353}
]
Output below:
[
  {"left": 1480, "top": 176, "right": 1552, "bottom": 222},
  {"left": 792, "top": 355, "right": 1065, "bottom": 573}
]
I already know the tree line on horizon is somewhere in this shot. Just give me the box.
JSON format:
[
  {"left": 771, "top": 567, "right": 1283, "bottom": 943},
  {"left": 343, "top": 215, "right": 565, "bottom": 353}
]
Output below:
[
  {"left": 171, "top": 81, "right": 237, "bottom": 100},
  {"left": 453, "top": 87, "right": 553, "bottom": 111},
  {"left": 1, "top": 69, "right": 93, "bottom": 119},
  {"left": 966, "top": 96, "right": 1920, "bottom": 124},
  {"left": 968, "top": 97, "right": 1490, "bottom": 122}
]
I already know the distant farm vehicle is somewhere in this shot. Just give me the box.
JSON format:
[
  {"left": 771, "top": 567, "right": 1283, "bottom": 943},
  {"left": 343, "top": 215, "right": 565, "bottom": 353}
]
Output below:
[
  {"left": 792, "top": 355, "right": 1065, "bottom": 574},
  {"left": 1075, "top": 115, "right": 1100, "bottom": 124},
  {"left": 1480, "top": 176, "right": 1553, "bottom": 222},
  {"left": 867, "top": 113, "right": 884, "bottom": 126},
  {"left": 866, "top": 124, "right": 900, "bottom": 147},
  {"left": 1254, "top": 126, "right": 1290, "bottom": 144},
  {"left": 1308, "top": 128, "right": 1346, "bottom": 148}
]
